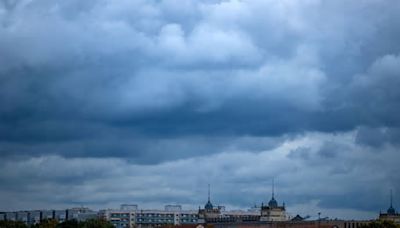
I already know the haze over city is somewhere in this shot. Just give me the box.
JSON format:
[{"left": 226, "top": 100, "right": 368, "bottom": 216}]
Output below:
[{"left": 1, "top": 0, "right": 400, "bottom": 221}]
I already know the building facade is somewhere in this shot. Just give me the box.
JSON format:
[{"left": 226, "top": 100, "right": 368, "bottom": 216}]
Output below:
[
  {"left": 100, "top": 205, "right": 199, "bottom": 228},
  {"left": 0, "top": 207, "right": 96, "bottom": 226}
]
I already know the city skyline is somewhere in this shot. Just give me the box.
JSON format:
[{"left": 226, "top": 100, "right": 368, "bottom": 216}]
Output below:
[
  {"left": 1, "top": 179, "right": 397, "bottom": 220},
  {"left": 1, "top": 0, "right": 400, "bottom": 221}
]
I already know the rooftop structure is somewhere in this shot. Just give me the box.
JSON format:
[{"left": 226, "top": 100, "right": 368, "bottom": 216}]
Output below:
[
  {"left": 260, "top": 179, "right": 287, "bottom": 222},
  {"left": 204, "top": 184, "right": 214, "bottom": 210},
  {"left": 198, "top": 184, "right": 222, "bottom": 222},
  {"left": 379, "top": 190, "right": 400, "bottom": 224}
]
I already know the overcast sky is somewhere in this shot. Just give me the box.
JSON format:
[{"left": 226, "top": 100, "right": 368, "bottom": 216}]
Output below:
[{"left": 1, "top": 0, "right": 400, "bottom": 220}]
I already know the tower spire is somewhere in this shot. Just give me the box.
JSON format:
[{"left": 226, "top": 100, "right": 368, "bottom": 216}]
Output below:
[
  {"left": 391, "top": 189, "right": 393, "bottom": 207},
  {"left": 208, "top": 184, "right": 211, "bottom": 202},
  {"left": 268, "top": 178, "right": 278, "bottom": 208},
  {"left": 204, "top": 183, "right": 214, "bottom": 210},
  {"left": 272, "top": 178, "right": 275, "bottom": 199},
  {"left": 387, "top": 189, "right": 396, "bottom": 215}
]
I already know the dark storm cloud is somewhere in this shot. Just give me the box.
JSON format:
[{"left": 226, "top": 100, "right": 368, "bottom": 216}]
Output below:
[
  {"left": 355, "top": 126, "right": 400, "bottom": 148},
  {"left": 1, "top": 0, "right": 400, "bottom": 218},
  {"left": 0, "top": 135, "right": 285, "bottom": 164},
  {"left": 349, "top": 55, "right": 400, "bottom": 126},
  {"left": 1, "top": 0, "right": 400, "bottom": 156}
]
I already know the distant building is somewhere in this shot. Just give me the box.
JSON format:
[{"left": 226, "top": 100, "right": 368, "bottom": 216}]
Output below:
[
  {"left": 198, "top": 185, "right": 261, "bottom": 224},
  {"left": 260, "top": 179, "right": 287, "bottom": 222},
  {"left": 100, "top": 209, "right": 135, "bottom": 228},
  {"left": 291, "top": 214, "right": 304, "bottom": 221},
  {"left": 212, "top": 220, "right": 371, "bottom": 228},
  {"left": 41, "top": 210, "right": 54, "bottom": 220},
  {"left": 2, "top": 212, "right": 15, "bottom": 221},
  {"left": 53, "top": 210, "right": 67, "bottom": 223},
  {"left": 65, "top": 207, "right": 96, "bottom": 221},
  {"left": 379, "top": 190, "right": 400, "bottom": 224},
  {"left": 100, "top": 205, "right": 198, "bottom": 227},
  {"left": 198, "top": 184, "right": 222, "bottom": 223},
  {"left": 28, "top": 211, "right": 41, "bottom": 225},
  {"left": 2, "top": 185, "right": 393, "bottom": 227},
  {"left": 16, "top": 211, "right": 29, "bottom": 224},
  {"left": 0, "top": 207, "right": 95, "bottom": 226},
  {"left": 165, "top": 205, "right": 182, "bottom": 211},
  {"left": 120, "top": 204, "right": 138, "bottom": 211}
]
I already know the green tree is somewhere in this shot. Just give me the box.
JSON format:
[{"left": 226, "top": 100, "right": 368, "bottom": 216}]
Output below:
[
  {"left": 32, "top": 219, "right": 58, "bottom": 228},
  {"left": 79, "top": 218, "right": 114, "bottom": 228},
  {"left": 55, "top": 219, "right": 78, "bottom": 228},
  {"left": 0, "top": 220, "right": 28, "bottom": 228}
]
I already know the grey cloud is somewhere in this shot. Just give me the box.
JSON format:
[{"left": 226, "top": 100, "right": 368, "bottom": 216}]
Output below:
[
  {"left": 355, "top": 126, "right": 400, "bottom": 148},
  {"left": 287, "top": 147, "right": 311, "bottom": 160},
  {"left": 1, "top": 132, "right": 399, "bottom": 219},
  {"left": 349, "top": 54, "right": 400, "bottom": 127},
  {"left": 317, "top": 142, "right": 345, "bottom": 159}
]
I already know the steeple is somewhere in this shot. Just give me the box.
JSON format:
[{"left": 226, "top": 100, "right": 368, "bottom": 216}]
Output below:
[
  {"left": 208, "top": 184, "right": 211, "bottom": 202},
  {"left": 205, "top": 183, "right": 213, "bottom": 210},
  {"left": 268, "top": 178, "right": 278, "bottom": 208},
  {"left": 391, "top": 189, "right": 393, "bottom": 208},
  {"left": 272, "top": 178, "right": 275, "bottom": 199},
  {"left": 387, "top": 189, "right": 396, "bottom": 215}
]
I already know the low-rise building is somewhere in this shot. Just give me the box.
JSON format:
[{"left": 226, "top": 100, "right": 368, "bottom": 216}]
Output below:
[
  {"left": 0, "top": 207, "right": 96, "bottom": 225},
  {"left": 5, "top": 212, "right": 17, "bottom": 221},
  {"left": 16, "top": 211, "right": 29, "bottom": 224},
  {"left": 28, "top": 210, "right": 41, "bottom": 225},
  {"left": 101, "top": 205, "right": 199, "bottom": 227}
]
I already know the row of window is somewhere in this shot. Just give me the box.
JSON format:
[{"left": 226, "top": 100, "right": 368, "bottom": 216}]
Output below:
[{"left": 131, "top": 219, "right": 198, "bottom": 223}]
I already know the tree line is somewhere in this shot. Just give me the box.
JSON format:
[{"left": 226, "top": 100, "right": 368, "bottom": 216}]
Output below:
[{"left": 0, "top": 218, "right": 114, "bottom": 228}]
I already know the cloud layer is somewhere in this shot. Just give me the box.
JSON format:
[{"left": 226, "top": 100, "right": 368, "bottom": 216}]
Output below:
[{"left": 1, "top": 0, "right": 400, "bottom": 219}]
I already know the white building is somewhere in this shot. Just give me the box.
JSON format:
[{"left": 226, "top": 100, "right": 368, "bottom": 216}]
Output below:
[{"left": 101, "top": 204, "right": 199, "bottom": 228}]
